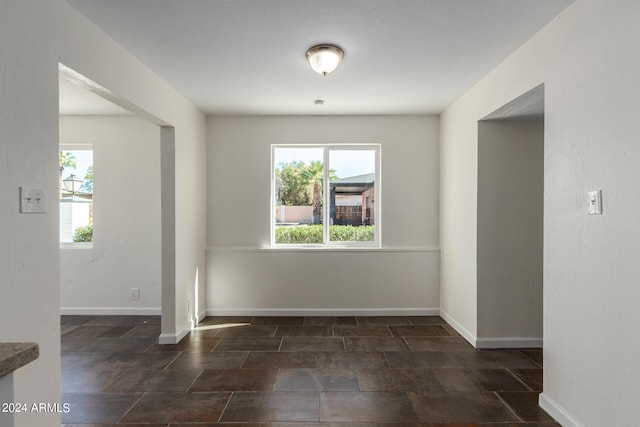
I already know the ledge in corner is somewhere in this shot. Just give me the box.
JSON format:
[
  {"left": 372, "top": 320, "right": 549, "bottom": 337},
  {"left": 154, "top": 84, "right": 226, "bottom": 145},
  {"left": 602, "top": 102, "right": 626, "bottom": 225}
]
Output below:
[{"left": 0, "top": 343, "right": 39, "bottom": 378}]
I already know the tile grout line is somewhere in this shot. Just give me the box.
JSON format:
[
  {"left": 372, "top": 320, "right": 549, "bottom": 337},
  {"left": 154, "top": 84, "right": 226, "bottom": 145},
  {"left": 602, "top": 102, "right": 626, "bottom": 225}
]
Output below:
[
  {"left": 185, "top": 368, "right": 205, "bottom": 392},
  {"left": 521, "top": 350, "right": 544, "bottom": 369},
  {"left": 239, "top": 350, "right": 251, "bottom": 368},
  {"left": 273, "top": 367, "right": 280, "bottom": 392},
  {"left": 142, "top": 339, "right": 156, "bottom": 353},
  {"left": 506, "top": 367, "right": 535, "bottom": 392},
  {"left": 162, "top": 350, "right": 184, "bottom": 370},
  {"left": 382, "top": 349, "right": 392, "bottom": 368},
  {"left": 403, "top": 336, "right": 412, "bottom": 352},
  {"left": 217, "top": 391, "right": 235, "bottom": 423},
  {"left": 210, "top": 336, "right": 222, "bottom": 352},
  {"left": 493, "top": 390, "right": 525, "bottom": 423},
  {"left": 114, "top": 391, "right": 147, "bottom": 424}
]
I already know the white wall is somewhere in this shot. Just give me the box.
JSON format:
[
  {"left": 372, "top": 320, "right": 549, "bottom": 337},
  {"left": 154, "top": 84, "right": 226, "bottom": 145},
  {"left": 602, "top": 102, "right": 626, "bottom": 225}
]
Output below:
[
  {"left": 0, "top": 5, "right": 61, "bottom": 427},
  {"left": 477, "top": 120, "right": 543, "bottom": 343},
  {"left": 59, "top": 116, "right": 161, "bottom": 314},
  {"left": 206, "top": 115, "right": 439, "bottom": 314},
  {"left": 58, "top": 3, "right": 207, "bottom": 340},
  {"left": 0, "top": 2, "right": 205, "bottom": 425},
  {"left": 440, "top": 0, "right": 640, "bottom": 424}
]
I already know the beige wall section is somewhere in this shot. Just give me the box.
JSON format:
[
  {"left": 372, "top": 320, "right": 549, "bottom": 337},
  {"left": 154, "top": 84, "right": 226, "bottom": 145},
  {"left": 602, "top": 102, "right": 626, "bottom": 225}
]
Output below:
[
  {"left": 477, "top": 120, "right": 543, "bottom": 342},
  {"left": 0, "top": 4, "right": 62, "bottom": 426},
  {"left": 439, "top": 100, "right": 479, "bottom": 339},
  {"left": 59, "top": 116, "right": 161, "bottom": 313},
  {"left": 0, "top": 2, "right": 205, "bottom": 425},
  {"left": 275, "top": 206, "right": 313, "bottom": 224},
  {"left": 441, "top": 0, "right": 640, "bottom": 424},
  {"left": 208, "top": 249, "right": 439, "bottom": 313},
  {"left": 57, "top": 3, "right": 207, "bottom": 341},
  {"left": 206, "top": 115, "right": 440, "bottom": 313},
  {"left": 57, "top": 3, "right": 207, "bottom": 339}
]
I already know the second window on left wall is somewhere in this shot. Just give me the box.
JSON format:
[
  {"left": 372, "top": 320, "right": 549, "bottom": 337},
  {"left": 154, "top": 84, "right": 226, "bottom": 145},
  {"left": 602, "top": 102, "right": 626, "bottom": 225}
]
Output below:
[{"left": 59, "top": 145, "right": 93, "bottom": 246}]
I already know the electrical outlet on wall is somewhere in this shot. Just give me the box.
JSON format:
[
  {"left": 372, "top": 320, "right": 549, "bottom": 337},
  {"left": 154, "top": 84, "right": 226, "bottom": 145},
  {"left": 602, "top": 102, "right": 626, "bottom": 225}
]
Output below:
[
  {"left": 588, "top": 190, "right": 602, "bottom": 215},
  {"left": 130, "top": 288, "right": 140, "bottom": 300}
]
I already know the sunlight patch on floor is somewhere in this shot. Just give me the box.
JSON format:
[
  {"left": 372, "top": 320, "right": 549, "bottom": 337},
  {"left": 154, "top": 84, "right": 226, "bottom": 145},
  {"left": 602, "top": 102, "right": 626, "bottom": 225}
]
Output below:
[{"left": 194, "top": 323, "right": 251, "bottom": 331}]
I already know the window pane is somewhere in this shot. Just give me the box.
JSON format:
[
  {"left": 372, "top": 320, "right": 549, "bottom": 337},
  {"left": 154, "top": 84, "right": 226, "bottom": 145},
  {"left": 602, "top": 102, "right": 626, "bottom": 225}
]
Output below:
[
  {"left": 273, "top": 147, "right": 323, "bottom": 244},
  {"left": 59, "top": 149, "right": 93, "bottom": 243},
  {"left": 329, "top": 149, "right": 376, "bottom": 242}
]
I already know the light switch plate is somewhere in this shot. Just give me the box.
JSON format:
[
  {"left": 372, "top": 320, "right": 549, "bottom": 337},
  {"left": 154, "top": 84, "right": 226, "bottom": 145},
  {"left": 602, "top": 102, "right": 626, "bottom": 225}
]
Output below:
[
  {"left": 588, "top": 190, "right": 602, "bottom": 215},
  {"left": 20, "top": 187, "right": 47, "bottom": 214}
]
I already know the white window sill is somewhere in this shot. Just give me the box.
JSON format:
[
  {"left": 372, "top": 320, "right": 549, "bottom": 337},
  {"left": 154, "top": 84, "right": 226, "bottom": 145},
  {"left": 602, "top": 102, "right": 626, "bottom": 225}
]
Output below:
[
  {"left": 60, "top": 242, "right": 93, "bottom": 250},
  {"left": 268, "top": 245, "right": 381, "bottom": 251},
  {"left": 207, "top": 246, "right": 439, "bottom": 253}
]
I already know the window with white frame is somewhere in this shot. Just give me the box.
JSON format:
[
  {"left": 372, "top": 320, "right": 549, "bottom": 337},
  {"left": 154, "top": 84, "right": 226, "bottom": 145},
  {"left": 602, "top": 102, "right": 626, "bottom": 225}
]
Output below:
[
  {"left": 59, "top": 145, "right": 93, "bottom": 246},
  {"left": 272, "top": 144, "right": 380, "bottom": 247}
]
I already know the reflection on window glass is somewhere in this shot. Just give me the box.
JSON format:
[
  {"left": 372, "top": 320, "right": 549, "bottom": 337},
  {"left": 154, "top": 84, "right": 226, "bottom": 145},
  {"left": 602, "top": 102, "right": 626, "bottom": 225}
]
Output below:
[
  {"left": 329, "top": 150, "right": 375, "bottom": 242},
  {"left": 273, "top": 147, "right": 323, "bottom": 244},
  {"left": 59, "top": 148, "right": 93, "bottom": 244}
]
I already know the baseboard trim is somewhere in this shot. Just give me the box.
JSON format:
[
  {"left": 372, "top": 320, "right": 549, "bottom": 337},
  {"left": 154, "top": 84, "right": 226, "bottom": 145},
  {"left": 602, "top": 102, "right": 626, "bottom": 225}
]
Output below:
[
  {"left": 158, "top": 327, "right": 190, "bottom": 345},
  {"left": 204, "top": 308, "right": 440, "bottom": 317},
  {"left": 439, "top": 311, "right": 543, "bottom": 349},
  {"left": 539, "top": 393, "right": 582, "bottom": 427},
  {"left": 476, "top": 337, "right": 543, "bottom": 349},
  {"left": 60, "top": 307, "right": 161, "bottom": 316},
  {"left": 439, "top": 310, "right": 477, "bottom": 346}
]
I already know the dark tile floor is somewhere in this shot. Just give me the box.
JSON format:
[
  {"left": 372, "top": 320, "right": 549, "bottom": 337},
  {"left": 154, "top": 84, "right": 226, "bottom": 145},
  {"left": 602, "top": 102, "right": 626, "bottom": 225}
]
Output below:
[{"left": 60, "top": 315, "right": 558, "bottom": 426}]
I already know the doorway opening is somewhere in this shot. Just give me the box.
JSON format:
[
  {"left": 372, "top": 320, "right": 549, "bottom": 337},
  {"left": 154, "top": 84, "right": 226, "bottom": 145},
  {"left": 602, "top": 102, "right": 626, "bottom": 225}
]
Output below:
[
  {"left": 58, "top": 63, "right": 176, "bottom": 340},
  {"left": 476, "top": 84, "right": 545, "bottom": 348}
]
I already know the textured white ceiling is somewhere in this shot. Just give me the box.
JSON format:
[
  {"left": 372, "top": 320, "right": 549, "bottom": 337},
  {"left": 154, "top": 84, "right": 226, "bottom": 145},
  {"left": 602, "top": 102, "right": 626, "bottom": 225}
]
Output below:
[{"left": 66, "top": 0, "right": 573, "bottom": 115}]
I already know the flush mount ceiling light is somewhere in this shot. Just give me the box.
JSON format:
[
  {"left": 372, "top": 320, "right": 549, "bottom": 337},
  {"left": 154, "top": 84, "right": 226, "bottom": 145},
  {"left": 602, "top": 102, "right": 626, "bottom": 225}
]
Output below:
[{"left": 306, "top": 44, "right": 344, "bottom": 76}]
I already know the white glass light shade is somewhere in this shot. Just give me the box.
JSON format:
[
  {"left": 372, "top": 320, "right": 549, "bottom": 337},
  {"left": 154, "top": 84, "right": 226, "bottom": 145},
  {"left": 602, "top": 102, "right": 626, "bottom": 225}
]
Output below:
[
  {"left": 306, "top": 45, "right": 344, "bottom": 76},
  {"left": 63, "top": 173, "right": 83, "bottom": 193}
]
